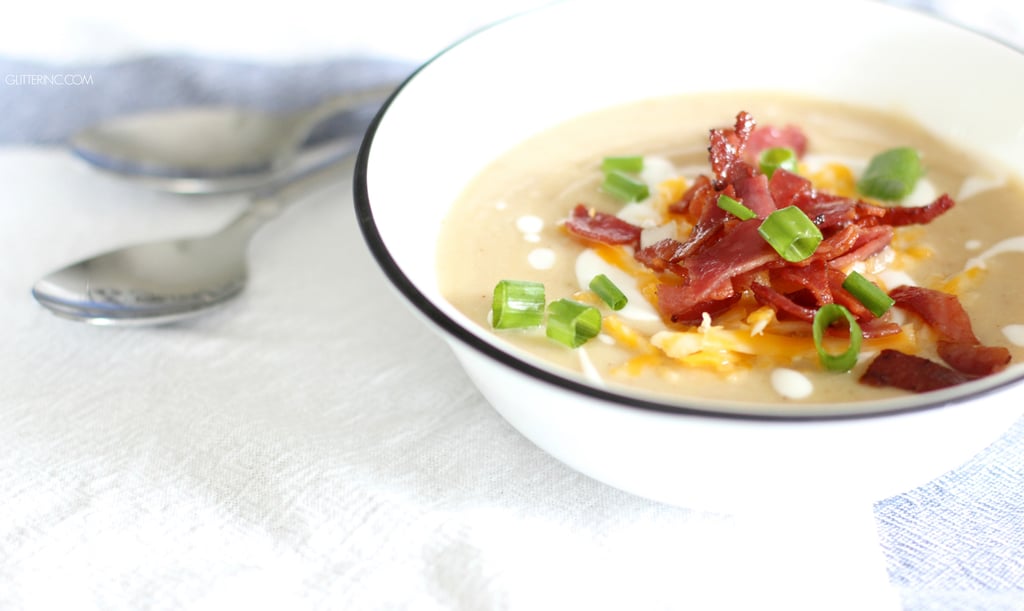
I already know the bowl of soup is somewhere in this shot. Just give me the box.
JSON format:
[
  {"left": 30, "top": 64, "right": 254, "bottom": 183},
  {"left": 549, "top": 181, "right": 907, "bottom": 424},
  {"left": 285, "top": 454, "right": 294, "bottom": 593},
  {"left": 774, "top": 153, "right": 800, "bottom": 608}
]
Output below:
[{"left": 355, "top": 0, "right": 1024, "bottom": 511}]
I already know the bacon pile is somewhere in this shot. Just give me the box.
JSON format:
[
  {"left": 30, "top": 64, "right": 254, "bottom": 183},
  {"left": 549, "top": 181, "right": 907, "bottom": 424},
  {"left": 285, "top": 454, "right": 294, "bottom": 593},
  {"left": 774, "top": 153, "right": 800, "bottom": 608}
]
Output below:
[{"left": 564, "top": 110, "right": 1011, "bottom": 392}]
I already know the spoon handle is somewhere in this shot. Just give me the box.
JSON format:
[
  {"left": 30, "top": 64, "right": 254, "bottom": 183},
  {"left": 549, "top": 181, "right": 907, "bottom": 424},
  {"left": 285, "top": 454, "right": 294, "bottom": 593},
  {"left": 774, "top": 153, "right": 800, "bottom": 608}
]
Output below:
[
  {"left": 217, "top": 142, "right": 357, "bottom": 243},
  {"left": 273, "top": 83, "right": 398, "bottom": 169}
]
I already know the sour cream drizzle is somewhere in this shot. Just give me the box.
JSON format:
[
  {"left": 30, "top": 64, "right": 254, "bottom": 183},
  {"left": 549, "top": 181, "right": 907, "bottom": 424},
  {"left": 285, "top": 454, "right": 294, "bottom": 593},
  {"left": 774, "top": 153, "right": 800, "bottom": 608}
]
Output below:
[
  {"left": 577, "top": 346, "right": 605, "bottom": 387},
  {"left": 958, "top": 174, "right": 1006, "bottom": 201},
  {"left": 514, "top": 214, "right": 557, "bottom": 269},
  {"left": 516, "top": 214, "right": 544, "bottom": 242},
  {"left": 902, "top": 175, "right": 938, "bottom": 207},
  {"left": 528, "top": 248, "right": 556, "bottom": 270},
  {"left": 771, "top": 368, "right": 814, "bottom": 400},
  {"left": 964, "top": 236, "right": 1024, "bottom": 271},
  {"left": 575, "top": 249, "right": 660, "bottom": 322},
  {"left": 1002, "top": 325, "right": 1024, "bottom": 347}
]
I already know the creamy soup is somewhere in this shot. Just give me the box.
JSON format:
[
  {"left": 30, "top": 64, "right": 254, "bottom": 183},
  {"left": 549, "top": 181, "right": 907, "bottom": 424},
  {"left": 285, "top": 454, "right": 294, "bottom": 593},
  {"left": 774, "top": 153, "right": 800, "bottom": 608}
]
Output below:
[{"left": 437, "top": 93, "right": 1024, "bottom": 406}]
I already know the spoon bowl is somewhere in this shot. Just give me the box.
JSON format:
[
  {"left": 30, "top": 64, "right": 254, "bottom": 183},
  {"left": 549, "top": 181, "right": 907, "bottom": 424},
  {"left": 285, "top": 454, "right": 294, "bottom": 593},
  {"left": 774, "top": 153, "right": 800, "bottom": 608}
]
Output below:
[
  {"left": 33, "top": 151, "right": 352, "bottom": 325},
  {"left": 32, "top": 238, "right": 248, "bottom": 325},
  {"left": 70, "top": 83, "right": 395, "bottom": 194}
]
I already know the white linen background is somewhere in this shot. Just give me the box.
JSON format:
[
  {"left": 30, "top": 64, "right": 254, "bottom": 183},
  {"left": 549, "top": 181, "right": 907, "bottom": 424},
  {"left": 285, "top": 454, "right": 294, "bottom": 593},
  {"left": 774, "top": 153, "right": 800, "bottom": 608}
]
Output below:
[{"left": 2, "top": 1, "right": 1024, "bottom": 610}]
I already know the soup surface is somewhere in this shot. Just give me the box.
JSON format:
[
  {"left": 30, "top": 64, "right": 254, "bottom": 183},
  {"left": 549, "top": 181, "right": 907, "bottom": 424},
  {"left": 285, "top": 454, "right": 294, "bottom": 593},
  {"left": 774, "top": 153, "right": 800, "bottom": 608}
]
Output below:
[{"left": 437, "top": 93, "right": 1024, "bottom": 407}]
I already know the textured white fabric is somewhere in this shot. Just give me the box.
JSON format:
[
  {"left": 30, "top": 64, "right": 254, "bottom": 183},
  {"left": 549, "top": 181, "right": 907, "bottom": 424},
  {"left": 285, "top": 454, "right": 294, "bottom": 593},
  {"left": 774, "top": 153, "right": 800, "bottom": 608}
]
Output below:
[
  {"left": 2, "top": 2, "right": 1023, "bottom": 609},
  {"left": 0, "top": 149, "right": 904, "bottom": 611}
]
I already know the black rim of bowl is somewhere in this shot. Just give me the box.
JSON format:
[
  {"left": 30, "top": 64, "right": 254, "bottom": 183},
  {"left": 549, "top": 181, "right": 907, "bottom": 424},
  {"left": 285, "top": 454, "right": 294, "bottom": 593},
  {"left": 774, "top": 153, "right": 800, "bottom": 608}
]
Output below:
[{"left": 353, "top": 2, "right": 1024, "bottom": 422}]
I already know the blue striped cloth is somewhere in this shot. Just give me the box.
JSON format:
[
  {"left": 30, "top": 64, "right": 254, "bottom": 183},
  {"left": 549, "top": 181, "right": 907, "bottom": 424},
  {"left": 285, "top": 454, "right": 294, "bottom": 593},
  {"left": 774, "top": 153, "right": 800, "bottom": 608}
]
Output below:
[
  {"left": 877, "top": 417, "right": 1024, "bottom": 609},
  {"left": 0, "top": 55, "right": 413, "bottom": 145}
]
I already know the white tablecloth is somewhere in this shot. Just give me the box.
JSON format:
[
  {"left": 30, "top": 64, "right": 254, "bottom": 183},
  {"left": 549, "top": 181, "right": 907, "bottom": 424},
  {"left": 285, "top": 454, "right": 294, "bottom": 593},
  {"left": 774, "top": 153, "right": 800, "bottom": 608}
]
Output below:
[{"left": 3, "top": 2, "right": 1023, "bottom": 609}]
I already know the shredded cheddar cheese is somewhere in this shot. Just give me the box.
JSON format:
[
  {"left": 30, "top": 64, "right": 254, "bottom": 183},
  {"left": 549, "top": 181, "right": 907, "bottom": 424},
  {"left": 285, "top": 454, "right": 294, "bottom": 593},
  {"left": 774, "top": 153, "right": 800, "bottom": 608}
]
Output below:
[
  {"left": 602, "top": 315, "right": 656, "bottom": 354},
  {"left": 571, "top": 290, "right": 604, "bottom": 307},
  {"left": 939, "top": 266, "right": 986, "bottom": 295},
  {"left": 746, "top": 306, "right": 777, "bottom": 336},
  {"left": 653, "top": 176, "right": 688, "bottom": 214},
  {"left": 809, "top": 162, "right": 857, "bottom": 197}
]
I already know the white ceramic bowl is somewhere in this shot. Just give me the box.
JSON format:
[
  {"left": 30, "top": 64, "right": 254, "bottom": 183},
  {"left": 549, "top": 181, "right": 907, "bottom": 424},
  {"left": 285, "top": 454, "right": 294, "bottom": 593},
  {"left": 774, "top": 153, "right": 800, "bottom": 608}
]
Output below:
[{"left": 355, "top": 0, "right": 1024, "bottom": 512}]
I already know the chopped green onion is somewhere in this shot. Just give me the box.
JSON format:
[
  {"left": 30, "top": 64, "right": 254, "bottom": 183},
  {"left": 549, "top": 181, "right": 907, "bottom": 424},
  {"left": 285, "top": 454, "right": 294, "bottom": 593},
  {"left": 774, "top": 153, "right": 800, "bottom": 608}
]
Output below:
[
  {"left": 491, "top": 280, "right": 545, "bottom": 329},
  {"left": 757, "top": 206, "right": 823, "bottom": 262},
  {"left": 589, "top": 274, "right": 628, "bottom": 310},
  {"left": 842, "top": 271, "right": 895, "bottom": 317},
  {"left": 602, "top": 170, "right": 650, "bottom": 202},
  {"left": 759, "top": 147, "right": 799, "bottom": 179},
  {"left": 546, "top": 299, "right": 602, "bottom": 348},
  {"left": 812, "top": 304, "right": 863, "bottom": 372},
  {"left": 601, "top": 155, "right": 644, "bottom": 173},
  {"left": 857, "top": 147, "right": 923, "bottom": 201},
  {"left": 717, "top": 194, "right": 757, "bottom": 220}
]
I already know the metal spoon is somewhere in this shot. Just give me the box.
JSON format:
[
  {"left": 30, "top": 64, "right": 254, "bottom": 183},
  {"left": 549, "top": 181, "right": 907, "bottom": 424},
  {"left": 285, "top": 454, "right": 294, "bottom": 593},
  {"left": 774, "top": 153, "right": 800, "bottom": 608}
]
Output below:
[
  {"left": 32, "top": 147, "right": 354, "bottom": 325},
  {"left": 70, "top": 83, "right": 395, "bottom": 194}
]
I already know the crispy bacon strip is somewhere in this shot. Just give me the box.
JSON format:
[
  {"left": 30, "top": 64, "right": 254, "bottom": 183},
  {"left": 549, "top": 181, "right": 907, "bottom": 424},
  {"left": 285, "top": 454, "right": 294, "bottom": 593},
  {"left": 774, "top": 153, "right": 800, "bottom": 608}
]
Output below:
[
  {"left": 937, "top": 341, "right": 1012, "bottom": 377},
  {"left": 659, "top": 221, "right": 780, "bottom": 312},
  {"left": 858, "top": 319, "right": 903, "bottom": 339},
  {"left": 733, "top": 174, "right": 776, "bottom": 218},
  {"left": 825, "top": 268, "right": 876, "bottom": 321},
  {"left": 669, "top": 174, "right": 714, "bottom": 218},
  {"left": 826, "top": 226, "right": 893, "bottom": 270},
  {"left": 807, "top": 224, "right": 862, "bottom": 265},
  {"left": 634, "top": 238, "right": 688, "bottom": 277},
  {"left": 564, "top": 203, "right": 642, "bottom": 247},
  {"left": 889, "top": 285, "right": 978, "bottom": 344},
  {"left": 860, "top": 349, "right": 974, "bottom": 392},
  {"left": 708, "top": 111, "right": 757, "bottom": 187},
  {"left": 797, "top": 198, "right": 887, "bottom": 230},
  {"left": 750, "top": 282, "right": 816, "bottom": 322},
  {"left": 743, "top": 124, "right": 808, "bottom": 166},
  {"left": 767, "top": 169, "right": 815, "bottom": 209},
  {"left": 890, "top": 285, "right": 1011, "bottom": 375},
  {"left": 654, "top": 291, "right": 741, "bottom": 326},
  {"left": 880, "top": 194, "right": 955, "bottom": 226},
  {"left": 770, "top": 259, "right": 833, "bottom": 307},
  {"left": 675, "top": 183, "right": 728, "bottom": 256}
]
